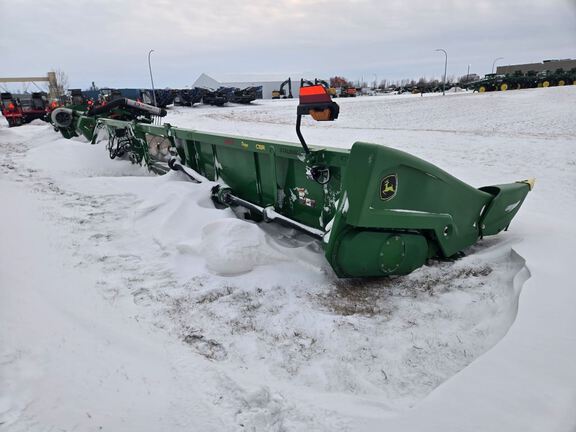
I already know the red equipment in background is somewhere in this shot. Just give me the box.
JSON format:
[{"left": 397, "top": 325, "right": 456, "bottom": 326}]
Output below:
[
  {"left": 1, "top": 93, "right": 24, "bottom": 127},
  {"left": 1, "top": 92, "right": 50, "bottom": 127}
]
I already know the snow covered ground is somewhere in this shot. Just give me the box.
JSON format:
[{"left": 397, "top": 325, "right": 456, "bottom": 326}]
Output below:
[{"left": 1, "top": 87, "right": 575, "bottom": 431}]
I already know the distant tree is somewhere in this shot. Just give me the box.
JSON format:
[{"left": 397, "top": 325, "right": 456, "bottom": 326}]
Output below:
[
  {"left": 459, "top": 74, "right": 478, "bottom": 85},
  {"left": 50, "top": 68, "right": 69, "bottom": 97},
  {"left": 330, "top": 76, "right": 352, "bottom": 87}
]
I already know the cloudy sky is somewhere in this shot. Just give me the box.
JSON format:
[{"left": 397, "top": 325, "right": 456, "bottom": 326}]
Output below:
[{"left": 1, "top": 0, "right": 575, "bottom": 89}]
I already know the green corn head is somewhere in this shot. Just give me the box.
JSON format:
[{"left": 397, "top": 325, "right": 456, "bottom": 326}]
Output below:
[{"left": 50, "top": 98, "right": 532, "bottom": 278}]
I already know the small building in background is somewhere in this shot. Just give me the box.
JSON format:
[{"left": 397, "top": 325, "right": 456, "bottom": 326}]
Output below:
[
  {"left": 496, "top": 59, "right": 576, "bottom": 75},
  {"left": 192, "top": 73, "right": 221, "bottom": 90}
]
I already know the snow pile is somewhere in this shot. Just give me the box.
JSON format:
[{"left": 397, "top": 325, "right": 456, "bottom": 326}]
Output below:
[
  {"left": 130, "top": 176, "right": 291, "bottom": 276},
  {"left": 25, "top": 137, "right": 150, "bottom": 179},
  {"left": 192, "top": 219, "right": 288, "bottom": 275}
]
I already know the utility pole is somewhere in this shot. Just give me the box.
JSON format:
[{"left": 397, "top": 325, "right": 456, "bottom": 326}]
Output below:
[
  {"left": 148, "top": 49, "right": 157, "bottom": 107},
  {"left": 492, "top": 57, "right": 504, "bottom": 74},
  {"left": 435, "top": 49, "right": 448, "bottom": 95}
]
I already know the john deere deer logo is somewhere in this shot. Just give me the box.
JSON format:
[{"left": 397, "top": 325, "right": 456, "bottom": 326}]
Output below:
[{"left": 380, "top": 174, "right": 398, "bottom": 201}]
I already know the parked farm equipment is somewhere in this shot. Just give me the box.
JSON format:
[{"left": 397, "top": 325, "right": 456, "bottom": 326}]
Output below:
[
  {"left": 339, "top": 86, "right": 357, "bottom": 97},
  {"left": 468, "top": 68, "right": 576, "bottom": 92},
  {"left": 173, "top": 88, "right": 206, "bottom": 106},
  {"left": 302, "top": 78, "right": 338, "bottom": 98},
  {"left": 50, "top": 97, "right": 166, "bottom": 139},
  {"left": 272, "top": 78, "right": 293, "bottom": 99},
  {"left": 1, "top": 92, "right": 50, "bottom": 127},
  {"left": 227, "top": 86, "right": 261, "bottom": 104},
  {"left": 139, "top": 89, "right": 174, "bottom": 108},
  {"left": 86, "top": 88, "right": 176, "bottom": 107},
  {"left": 173, "top": 86, "right": 260, "bottom": 107},
  {"left": 23, "top": 92, "right": 49, "bottom": 122},
  {"left": 315, "top": 79, "right": 338, "bottom": 97},
  {"left": 49, "top": 86, "right": 532, "bottom": 278},
  {"left": 66, "top": 89, "right": 95, "bottom": 111},
  {"left": 1, "top": 93, "right": 24, "bottom": 127},
  {"left": 537, "top": 68, "right": 576, "bottom": 87},
  {"left": 202, "top": 88, "right": 229, "bottom": 106}
]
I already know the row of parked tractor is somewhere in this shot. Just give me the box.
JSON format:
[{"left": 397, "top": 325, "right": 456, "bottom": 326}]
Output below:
[
  {"left": 466, "top": 68, "right": 576, "bottom": 92},
  {"left": 389, "top": 67, "right": 576, "bottom": 95},
  {"left": 1, "top": 85, "right": 263, "bottom": 127}
]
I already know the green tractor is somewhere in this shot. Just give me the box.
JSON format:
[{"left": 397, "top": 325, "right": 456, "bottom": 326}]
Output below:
[
  {"left": 468, "top": 71, "right": 540, "bottom": 92},
  {"left": 545, "top": 68, "right": 576, "bottom": 87},
  {"left": 537, "top": 71, "right": 554, "bottom": 88},
  {"left": 468, "top": 74, "right": 505, "bottom": 92},
  {"left": 570, "top": 68, "right": 576, "bottom": 86},
  {"left": 50, "top": 85, "right": 533, "bottom": 278},
  {"left": 501, "top": 71, "right": 531, "bottom": 90}
]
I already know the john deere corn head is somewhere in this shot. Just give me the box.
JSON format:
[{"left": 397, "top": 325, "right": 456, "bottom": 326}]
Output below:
[{"left": 50, "top": 85, "right": 532, "bottom": 278}]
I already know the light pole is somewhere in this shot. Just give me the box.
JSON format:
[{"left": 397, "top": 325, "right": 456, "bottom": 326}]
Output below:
[
  {"left": 148, "top": 49, "right": 157, "bottom": 107},
  {"left": 492, "top": 57, "right": 504, "bottom": 74},
  {"left": 373, "top": 73, "right": 377, "bottom": 90},
  {"left": 435, "top": 48, "right": 447, "bottom": 95},
  {"left": 466, "top": 64, "right": 470, "bottom": 81}
]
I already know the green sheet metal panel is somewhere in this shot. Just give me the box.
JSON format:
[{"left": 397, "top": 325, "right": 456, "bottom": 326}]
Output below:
[
  {"left": 479, "top": 183, "right": 531, "bottom": 236},
  {"left": 214, "top": 145, "right": 261, "bottom": 204},
  {"left": 172, "top": 128, "right": 348, "bottom": 230},
  {"left": 341, "top": 142, "right": 495, "bottom": 257}
]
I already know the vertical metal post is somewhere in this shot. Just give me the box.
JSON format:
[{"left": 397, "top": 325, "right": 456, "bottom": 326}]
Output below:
[
  {"left": 492, "top": 57, "right": 504, "bottom": 74},
  {"left": 148, "top": 49, "right": 157, "bottom": 107},
  {"left": 435, "top": 49, "right": 448, "bottom": 95}
]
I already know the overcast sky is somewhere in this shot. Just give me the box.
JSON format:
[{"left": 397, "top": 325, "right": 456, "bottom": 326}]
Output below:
[{"left": 1, "top": 0, "right": 575, "bottom": 89}]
